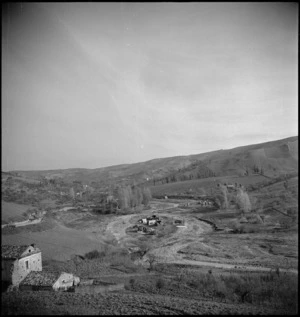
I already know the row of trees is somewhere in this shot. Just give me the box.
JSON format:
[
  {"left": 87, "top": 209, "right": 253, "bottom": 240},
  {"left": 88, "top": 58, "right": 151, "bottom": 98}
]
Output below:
[
  {"left": 252, "top": 165, "right": 264, "bottom": 175},
  {"left": 153, "top": 169, "right": 216, "bottom": 186},
  {"left": 116, "top": 185, "right": 152, "bottom": 210},
  {"left": 214, "top": 185, "right": 252, "bottom": 213},
  {"left": 93, "top": 184, "right": 153, "bottom": 214}
]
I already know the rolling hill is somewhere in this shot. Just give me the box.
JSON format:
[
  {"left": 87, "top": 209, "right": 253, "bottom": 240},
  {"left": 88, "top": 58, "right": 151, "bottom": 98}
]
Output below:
[{"left": 3, "top": 136, "right": 298, "bottom": 186}]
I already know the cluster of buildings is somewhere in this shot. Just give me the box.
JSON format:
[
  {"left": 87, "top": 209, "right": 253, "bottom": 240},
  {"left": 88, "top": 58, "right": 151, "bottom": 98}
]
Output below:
[
  {"left": 137, "top": 215, "right": 161, "bottom": 226},
  {"left": 198, "top": 199, "right": 214, "bottom": 207},
  {"left": 2, "top": 244, "right": 79, "bottom": 292},
  {"left": 128, "top": 215, "right": 162, "bottom": 235}
]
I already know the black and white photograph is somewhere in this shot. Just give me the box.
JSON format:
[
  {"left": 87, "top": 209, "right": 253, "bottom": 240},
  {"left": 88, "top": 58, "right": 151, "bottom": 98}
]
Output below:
[{"left": 2, "top": 2, "right": 298, "bottom": 315}]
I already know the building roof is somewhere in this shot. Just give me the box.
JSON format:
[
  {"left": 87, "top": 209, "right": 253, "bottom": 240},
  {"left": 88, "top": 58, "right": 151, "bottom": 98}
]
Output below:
[
  {"left": 20, "top": 271, "right": 60, "bottom": 287},
  {"left": 2, "top": 245, "right": 29, "bottom": 259},
  {"left": 1, "top": 245, "right": 40, "bottom": 260}
]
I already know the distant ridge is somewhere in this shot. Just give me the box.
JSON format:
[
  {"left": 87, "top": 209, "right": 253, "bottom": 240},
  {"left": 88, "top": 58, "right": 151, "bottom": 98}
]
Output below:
[{"left": 3, "top": 136, "right": 298, "bottom": 184}]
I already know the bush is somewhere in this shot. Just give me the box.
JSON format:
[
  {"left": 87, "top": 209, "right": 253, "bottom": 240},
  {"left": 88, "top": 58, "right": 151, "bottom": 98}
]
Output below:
[
  {"left": 129, "top": 278, "right": 135, "bottom": 286},
  {"left": 155, "top": 277, "right": 165, "bottom": 290},
  {"left": 84, "top": 250, "right": 103, "bottom": 260},
  {"left": 125, "top": 278, "right": 135, "bottom": 290},
  {"left": 173, "top": 269, "right": 297, "bottom": 311}
]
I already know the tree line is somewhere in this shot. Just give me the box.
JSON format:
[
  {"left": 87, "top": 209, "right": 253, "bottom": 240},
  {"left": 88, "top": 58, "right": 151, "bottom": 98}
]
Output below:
[
  {"left": 93, "top": 184, "right": 152, "bottom": 214},
  {"left": 152, "top": 169, "right": 216, "bottom": 186},
  {"left": 116, "top": 184, "right": 152, "bottom": 209}
]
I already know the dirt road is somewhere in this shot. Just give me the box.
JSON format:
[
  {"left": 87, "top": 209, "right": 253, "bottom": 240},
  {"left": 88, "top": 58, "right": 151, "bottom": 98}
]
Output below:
[
  {"left": 1, "top": 218, "right": 42, "bottom": 228},
  {"left": 169, "top": 259, "right": 298, "bottom": 274},
  {"left": 106, "top": 201, "right": 298, "bottom": 274},
  {"left": 105, "top": 214, "right": 135, "bottom": 247}
]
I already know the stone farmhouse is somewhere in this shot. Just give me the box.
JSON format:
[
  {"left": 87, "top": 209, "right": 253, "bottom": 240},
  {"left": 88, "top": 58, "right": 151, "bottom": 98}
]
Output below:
[
  {"left": 2, "top": 244, "right": 80, "bottom": 291},
  {"left": 2, "top": 244, "right": 42, "bottom": 286}
]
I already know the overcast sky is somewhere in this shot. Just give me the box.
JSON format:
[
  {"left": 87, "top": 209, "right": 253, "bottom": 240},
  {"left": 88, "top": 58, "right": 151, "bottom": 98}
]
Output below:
[{"left": 2, "top": 2, "right": 298, "bottom": 171}]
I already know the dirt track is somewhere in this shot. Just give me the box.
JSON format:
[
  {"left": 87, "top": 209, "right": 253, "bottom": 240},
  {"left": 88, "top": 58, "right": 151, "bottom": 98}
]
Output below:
[
  {"left": 105, "top": 214, "right": 136, "bottom": 248},
  {"left": 106, "top": 201, "right": 298, "bottom": 274}
]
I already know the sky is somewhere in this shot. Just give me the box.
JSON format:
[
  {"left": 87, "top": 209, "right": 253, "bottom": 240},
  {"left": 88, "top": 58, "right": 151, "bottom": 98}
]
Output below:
[{"left": 2, "top": 2, "right": 298, "bottom": 171}]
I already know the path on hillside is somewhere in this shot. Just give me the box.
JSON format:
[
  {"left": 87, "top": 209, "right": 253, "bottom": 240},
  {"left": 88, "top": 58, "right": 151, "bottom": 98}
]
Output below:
[
  {"left": 2, "top": 218, "right": 42, "bottom": 228},
  {"left": 168, "top": 259, "right": 298, "bottom": 274},
  {"left": 105, "top": 214, "right": 134, "bottom": 247}
]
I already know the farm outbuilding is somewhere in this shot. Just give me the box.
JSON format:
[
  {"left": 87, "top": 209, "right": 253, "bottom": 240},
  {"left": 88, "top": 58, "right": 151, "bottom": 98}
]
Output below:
[
  {"left": 2, "top": 244, "right": 42, "bottom": 286},
  {"left": 19, "top": 271, "right": 80, "bottom": 291},
  {"left": 138, "top": 216, "right": 160, "bottom": 226}
]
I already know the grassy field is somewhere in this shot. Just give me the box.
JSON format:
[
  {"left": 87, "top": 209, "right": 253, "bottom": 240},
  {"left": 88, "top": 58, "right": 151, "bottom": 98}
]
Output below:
[
  {"left": 1, "top": 219, "right": 107, "bottom": 261},
  {"left": 1, "top": 200, "right": 31, "bottom": 224},
  {"left": 150, "top": 175, "right": 268, "bottom": 196}
]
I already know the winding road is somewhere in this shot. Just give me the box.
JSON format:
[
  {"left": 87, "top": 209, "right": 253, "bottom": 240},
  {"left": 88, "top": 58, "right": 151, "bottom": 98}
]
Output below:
[{"left": 105, "top": 201, "right": 298, "bottom": 274}]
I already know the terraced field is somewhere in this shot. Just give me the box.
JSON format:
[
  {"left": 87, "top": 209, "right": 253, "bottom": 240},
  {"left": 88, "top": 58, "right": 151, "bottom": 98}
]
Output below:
[{"left": 2, "top": 288, "right": 289, "bottom": 315}]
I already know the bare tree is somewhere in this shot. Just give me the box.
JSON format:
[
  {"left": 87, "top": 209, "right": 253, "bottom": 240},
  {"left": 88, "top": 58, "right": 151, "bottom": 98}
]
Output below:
[
  {"left": 69, "top": 187, "right": 75, "bottom": 199},
  {"left": 142, "top": 187, "right": 152, "bottom": 206},
  {"left": 146, "top": 254, "right": 156, "bottom": 272},
  {"left": 236, "top": 188, "right": 251, "bottom": 214},
  {"left": 220, "top": 184, "right": 228, "bottom": 209}
]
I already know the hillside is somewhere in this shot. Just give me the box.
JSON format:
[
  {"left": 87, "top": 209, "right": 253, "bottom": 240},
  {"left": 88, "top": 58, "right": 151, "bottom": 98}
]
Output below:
[
  {"left": 2, "top": 138, "right": 298, "bottom": 315},
  {"left": 4, "top": 136, "right": 298, "bottom": 186}
]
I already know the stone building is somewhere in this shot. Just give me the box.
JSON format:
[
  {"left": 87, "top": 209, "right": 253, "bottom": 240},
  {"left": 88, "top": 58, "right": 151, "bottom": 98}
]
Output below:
[
  {"left": 2, "top": 244, "right": 42, "bottom": 286},
  {"left": 19, "top": 271, "right": 80, "bottom": 291}
]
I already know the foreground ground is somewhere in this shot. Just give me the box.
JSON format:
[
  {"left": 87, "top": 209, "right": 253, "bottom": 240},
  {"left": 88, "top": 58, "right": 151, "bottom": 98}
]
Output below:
[{"left": 2, "top": 288, "right": 291, "bottom": 315}]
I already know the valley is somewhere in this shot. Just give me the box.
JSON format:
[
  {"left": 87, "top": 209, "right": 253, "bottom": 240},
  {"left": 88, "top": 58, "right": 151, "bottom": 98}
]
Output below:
[{"left": 2, "top": 136, "right": 298, "bottom": 315}]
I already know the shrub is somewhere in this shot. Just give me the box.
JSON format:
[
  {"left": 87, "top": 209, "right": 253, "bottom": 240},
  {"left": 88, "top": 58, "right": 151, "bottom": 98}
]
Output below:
[
  {"left": 84, "top": 250, "right": 103, "bottom": 260},
  {"left": 155, "top": 277, "right": 165, "bottom": 290},
  {"left": 125, "top": 278, "right": 135, "bottom": 290},
  {"left": 129, "top": 278, "right": 135, "bottom": 286}
]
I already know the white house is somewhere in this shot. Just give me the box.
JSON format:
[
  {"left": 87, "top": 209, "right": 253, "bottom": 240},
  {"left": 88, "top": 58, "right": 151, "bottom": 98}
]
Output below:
[{"left": 2, "top": 244, "right": 42, "bottom": 286}]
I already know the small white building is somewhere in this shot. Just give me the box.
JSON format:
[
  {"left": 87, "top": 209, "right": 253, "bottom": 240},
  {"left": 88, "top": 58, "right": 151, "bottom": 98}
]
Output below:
[
  {"left": 141, "top": 218, "right": 148, "bottom": 224},
  {"left": 2, "top": 244, "right": 42, "bottom": 286},
  {"left": 147, "top": 219, "right": 157, "bottom": 226}
]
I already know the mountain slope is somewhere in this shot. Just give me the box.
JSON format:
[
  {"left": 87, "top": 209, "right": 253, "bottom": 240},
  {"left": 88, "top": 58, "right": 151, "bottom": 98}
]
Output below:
[{"left": 6, "top": 136, "right": 298, "bottom": 185}]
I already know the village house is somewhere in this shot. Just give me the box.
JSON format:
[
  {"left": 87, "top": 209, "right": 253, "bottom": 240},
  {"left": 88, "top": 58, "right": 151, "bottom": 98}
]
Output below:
[
  {"left": 19, "top": 271, "right": 80, "bottom": 291},
  {"left": 2, "top": 244, "right": 80, "bottom": 292},
  {"left": 2, "top": 244, "right": 42, "bottom": 286}
]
